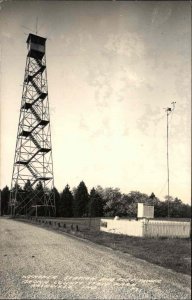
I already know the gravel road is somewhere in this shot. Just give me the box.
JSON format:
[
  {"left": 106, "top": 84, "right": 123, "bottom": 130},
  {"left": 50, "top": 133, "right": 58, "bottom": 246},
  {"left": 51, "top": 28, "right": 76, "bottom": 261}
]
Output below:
[{"left": 0, "top": 218, "right": 191, "bottom": 299}]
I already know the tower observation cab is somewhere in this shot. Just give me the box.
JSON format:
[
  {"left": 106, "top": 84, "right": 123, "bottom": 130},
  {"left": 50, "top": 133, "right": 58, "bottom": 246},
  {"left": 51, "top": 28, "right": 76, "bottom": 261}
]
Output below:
[{"left": 27, "top": 33, "right": 46, "bottom": 60}]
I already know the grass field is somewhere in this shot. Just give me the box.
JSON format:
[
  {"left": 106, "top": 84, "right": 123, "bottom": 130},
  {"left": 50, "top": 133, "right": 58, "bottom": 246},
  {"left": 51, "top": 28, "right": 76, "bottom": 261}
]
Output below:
[
  {"left": 69, "top": 229, "right": 191, "bottom": 276},
  {"left": 17, "top": 217, "right": 191, "bottom": 276}
]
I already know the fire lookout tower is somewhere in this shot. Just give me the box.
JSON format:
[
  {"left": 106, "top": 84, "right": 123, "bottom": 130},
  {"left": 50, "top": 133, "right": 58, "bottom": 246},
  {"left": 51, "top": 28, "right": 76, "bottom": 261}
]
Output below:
[{"left": 10, "top": 33, "right": 55, "bottom": 217}]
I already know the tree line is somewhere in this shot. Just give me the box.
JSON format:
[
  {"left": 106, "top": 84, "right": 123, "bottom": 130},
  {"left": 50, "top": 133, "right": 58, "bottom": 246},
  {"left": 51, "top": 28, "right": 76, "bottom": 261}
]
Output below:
[
  {"left": 1, "top": 181, "right": 191, "bottom": 218},
  {"left": 0, "top": 181, "right": 191, "bottom": 218}
]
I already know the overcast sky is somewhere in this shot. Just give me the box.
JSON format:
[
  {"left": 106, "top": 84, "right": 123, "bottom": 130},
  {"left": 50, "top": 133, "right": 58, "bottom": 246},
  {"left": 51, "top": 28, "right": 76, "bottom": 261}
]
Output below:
[{"left": 0, "top": 1, "right": 191, "bottom": 203}]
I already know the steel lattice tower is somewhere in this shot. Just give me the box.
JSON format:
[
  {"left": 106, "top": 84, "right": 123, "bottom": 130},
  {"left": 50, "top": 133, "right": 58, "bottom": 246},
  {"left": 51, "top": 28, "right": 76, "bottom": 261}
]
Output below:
[{"left": 10, "top": 33, "right": 55, "bottom": 217}]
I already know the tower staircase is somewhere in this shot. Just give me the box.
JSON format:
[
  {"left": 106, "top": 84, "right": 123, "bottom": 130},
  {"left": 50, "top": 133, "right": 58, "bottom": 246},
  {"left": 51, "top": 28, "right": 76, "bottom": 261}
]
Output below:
[{"left": 31, "top": 106, "right": 41, "bottom": 122}]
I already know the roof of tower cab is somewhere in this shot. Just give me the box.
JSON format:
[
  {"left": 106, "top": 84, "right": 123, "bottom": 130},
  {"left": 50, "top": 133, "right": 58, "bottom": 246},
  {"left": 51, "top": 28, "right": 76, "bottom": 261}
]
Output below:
[{"left": 26, "top": 33, "right": 47, "bottom": 45}]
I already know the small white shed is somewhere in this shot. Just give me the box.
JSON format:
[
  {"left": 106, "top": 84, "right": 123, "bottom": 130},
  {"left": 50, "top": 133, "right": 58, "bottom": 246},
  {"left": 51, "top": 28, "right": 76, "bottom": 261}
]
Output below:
[{"left": 137, "top": 203, "right": 154, "bottom": 219}]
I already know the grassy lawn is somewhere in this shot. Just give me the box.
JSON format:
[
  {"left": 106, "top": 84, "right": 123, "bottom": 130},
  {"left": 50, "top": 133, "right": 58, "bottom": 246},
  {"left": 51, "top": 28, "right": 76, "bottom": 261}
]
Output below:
[
  {"left": 16, "top": 217, "right": 191, "bottom": 276},
  {"left": 70, "top": 229, "right": 191, "bottom": 276}
]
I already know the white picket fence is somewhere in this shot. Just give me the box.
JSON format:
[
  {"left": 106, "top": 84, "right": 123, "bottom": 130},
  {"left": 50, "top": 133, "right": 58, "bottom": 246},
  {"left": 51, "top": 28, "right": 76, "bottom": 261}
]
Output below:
[
  {"left": 143, "top": 220, "right": 190, "bottom": 238},
  {"left": 100, "top": 218, "right": 191, "bottom": 238}
]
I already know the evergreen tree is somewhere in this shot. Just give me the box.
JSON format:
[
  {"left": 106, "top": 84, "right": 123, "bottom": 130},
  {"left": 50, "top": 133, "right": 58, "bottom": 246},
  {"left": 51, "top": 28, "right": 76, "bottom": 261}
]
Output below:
[
  {"left": 60, "top": 184, "right": 73, "bottom": 217},
  {"left": 1, "top": 186, "right": 10, "bottom": 215},
  {"left": 52, "top": 187, "right": 60, "bottom": 217},
  {"left": 35, "top": 181, "right": 44, "bottom": 203},
  {"left": 22, "top": 180, "right": 33, "bottom": 215},
  {"left": 73, "top": 181, "right": 89, "bottom": 217},
  {"left": 24, "top": 180, "right": 33, "bottom": 191},
  {"left": 12, "top": 183, "right": 23, "bottom": 203},
  {"left": 35, "top": 181, "right": 44, "bottom": 216},
  {"left": 72, "top": 187, "right": 78, "bottom": 217},
  {"left": 89, "top": 188, "right": 103, "bottom": 217},
  {"left": 10, "top": 183, "right": 23, "bottom": 215}
]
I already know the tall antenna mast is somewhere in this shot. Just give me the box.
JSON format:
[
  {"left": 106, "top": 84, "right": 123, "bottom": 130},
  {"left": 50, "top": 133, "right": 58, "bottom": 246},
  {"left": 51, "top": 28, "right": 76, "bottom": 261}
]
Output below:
[
  {"left": 163, "top": 101, "right": 176, "bottom": 217},
  {"left": 36, "top": 17, "right": 38, "bottom": 35}
]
